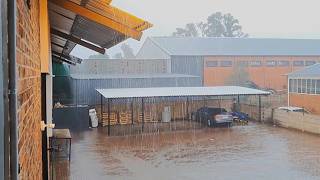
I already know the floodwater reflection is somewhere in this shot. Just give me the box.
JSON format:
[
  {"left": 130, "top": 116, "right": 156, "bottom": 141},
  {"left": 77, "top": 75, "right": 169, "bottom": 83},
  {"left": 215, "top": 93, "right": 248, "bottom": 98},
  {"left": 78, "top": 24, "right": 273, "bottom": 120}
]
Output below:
[{"left": 57, "top": 123, "right": 320, "bottom": 180}]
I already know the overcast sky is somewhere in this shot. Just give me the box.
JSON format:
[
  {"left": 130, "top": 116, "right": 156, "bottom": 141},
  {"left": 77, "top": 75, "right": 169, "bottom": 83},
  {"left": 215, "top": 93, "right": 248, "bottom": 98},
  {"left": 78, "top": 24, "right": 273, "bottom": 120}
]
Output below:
[{"left": 71, "top": 0, "right": 320, "bottom": 59}]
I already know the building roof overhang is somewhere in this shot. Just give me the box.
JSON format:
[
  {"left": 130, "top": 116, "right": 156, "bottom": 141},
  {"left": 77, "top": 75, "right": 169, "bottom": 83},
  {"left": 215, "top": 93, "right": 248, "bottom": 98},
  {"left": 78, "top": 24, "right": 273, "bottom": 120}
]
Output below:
[{"left": 48, "top": 0, "right": 152, "bottom": 65}]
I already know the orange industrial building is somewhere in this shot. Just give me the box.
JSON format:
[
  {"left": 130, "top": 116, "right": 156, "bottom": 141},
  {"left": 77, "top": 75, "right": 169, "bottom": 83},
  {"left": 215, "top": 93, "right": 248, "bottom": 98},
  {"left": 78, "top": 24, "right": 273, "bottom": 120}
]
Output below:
[
  {"left": 204, "top": 56, "right": 320, "bottom": 91},
  {"left": 137, "top": 37, "right": 320, "bottom": 91},
  {"left": 288, "top": 63, "right": 320, "bottom": 114}
]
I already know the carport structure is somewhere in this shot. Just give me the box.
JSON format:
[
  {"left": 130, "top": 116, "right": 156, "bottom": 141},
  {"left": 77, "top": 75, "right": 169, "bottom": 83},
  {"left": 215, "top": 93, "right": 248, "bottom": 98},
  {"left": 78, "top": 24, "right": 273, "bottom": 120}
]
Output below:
[{"left": 97, "top": 86, "right": 270, "bottom": 136}]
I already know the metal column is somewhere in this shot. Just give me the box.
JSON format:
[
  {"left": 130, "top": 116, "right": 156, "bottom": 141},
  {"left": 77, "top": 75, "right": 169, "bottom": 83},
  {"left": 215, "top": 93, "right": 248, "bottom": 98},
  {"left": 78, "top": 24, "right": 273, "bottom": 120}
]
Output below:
[
  {"left": 237, "top": 95, "right": 240, "bottom": 111},
  {"left": 258, "top": 95, "right": 262, "bottom": 122},
  {"left": 141, "top": 98, "right": 145, "bottom": 132},
  {"left": 186, "top": 97, "right": 189, "bottom": 120},
  {"left": 131, "top": 99, "right": 134, "bottom": 125},
  {"left": 107, "top": 99, "right": 111, "bottom": 136},
  {"left": 100, "top": 95, "right": 103, "bottom": 126}
]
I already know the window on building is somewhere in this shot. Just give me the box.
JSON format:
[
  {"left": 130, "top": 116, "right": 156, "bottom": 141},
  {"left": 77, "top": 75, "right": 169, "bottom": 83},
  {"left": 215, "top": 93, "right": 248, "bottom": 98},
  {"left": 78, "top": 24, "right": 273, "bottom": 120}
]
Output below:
[
  {"left": 297, "top": 79, "right": 302, "bottom": 93},
  {"left": 289, "top": 79, "right": 294, "bottom": 92},
  {"left": 301, "top": 79, "right": 307, "bottom": 93},
  {"left": 293, "top": 61, "right": 304, "bottom": 66},
  {"left": 220, "top": 61, "right": 233, "bottom": 67},
  {"left": 249, "top": 61, "right": 262, "bottom": 67},
  {"left": 311, "top": 79, "right": 316, "bottom": 94},
  {"left": 317, "top": 80, "right": 320, "bottom": 94},
  {"left": 294, "top": 79, "right": 299, "bottom": 93},
  {"left": 306, "top": 79, "right": 312, "bottom": 94},
  {"left": 237, "top": 61, "right": 248, "bottom": 67},
  {"left": 266, "top": 60, "right": 277, "bottom": 67},
  {"left": 305, "top": 61, "right": 317, "bottom": 66},
  {"left": 278, "top": 61, "right": 290, "bottom": 67},
  {"left": 206, "top": 61, "right": 218, "bottom": 67}
]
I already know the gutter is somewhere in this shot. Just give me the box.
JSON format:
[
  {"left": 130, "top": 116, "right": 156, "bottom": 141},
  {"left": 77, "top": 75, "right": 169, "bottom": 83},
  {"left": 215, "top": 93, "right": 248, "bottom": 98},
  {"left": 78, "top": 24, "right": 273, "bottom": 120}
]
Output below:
[{"left": 8, "top": 0, "right": 18, "bottom": 179}]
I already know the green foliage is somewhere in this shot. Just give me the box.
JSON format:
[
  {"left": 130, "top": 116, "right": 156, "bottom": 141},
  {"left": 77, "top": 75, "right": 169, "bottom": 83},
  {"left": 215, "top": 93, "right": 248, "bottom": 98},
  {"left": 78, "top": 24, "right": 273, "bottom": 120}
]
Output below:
[
  {"left": 88, "top": 53, "right": 110, "bottom": 59},
  {"left": 172, "top": 12, "right": 248, "bottom": 38}
]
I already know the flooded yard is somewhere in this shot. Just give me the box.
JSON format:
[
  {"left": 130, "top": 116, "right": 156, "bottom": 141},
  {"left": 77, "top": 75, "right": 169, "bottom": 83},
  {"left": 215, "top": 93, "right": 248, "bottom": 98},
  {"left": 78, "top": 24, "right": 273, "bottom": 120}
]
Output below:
[{"left": 55, "top": 123, "right": 320, "bottom": 180}]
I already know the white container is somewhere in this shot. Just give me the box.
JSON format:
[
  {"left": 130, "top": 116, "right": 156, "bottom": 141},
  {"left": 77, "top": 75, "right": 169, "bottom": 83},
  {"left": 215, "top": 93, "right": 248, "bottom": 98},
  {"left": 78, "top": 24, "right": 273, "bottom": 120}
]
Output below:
[
  {"left": 89, "top": 109, "right": 98, "bottom": 128},
  {"left": 162, "top": 106, "right": 171, "bottom": 122}
]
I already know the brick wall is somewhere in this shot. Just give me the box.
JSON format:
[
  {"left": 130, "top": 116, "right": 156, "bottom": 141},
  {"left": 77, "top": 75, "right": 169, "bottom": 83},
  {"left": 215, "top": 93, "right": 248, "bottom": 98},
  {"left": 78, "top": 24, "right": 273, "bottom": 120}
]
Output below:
[
  {"left": 203, "top": 56, "right": 320, "bottom": 91},
  {"left": 16, "top": 0, "right": 42, "bottom": 179},
  {"left": 289, "top": 93, "right": 320, "bottom": 115}
]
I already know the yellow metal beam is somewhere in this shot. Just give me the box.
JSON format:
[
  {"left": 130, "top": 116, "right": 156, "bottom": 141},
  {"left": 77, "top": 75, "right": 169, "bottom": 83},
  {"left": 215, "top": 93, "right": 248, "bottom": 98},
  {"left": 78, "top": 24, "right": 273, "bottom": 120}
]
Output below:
[
  {"left": 50, "top": 0, "right": 143, "bottom": 40},
  {"left": 86, "top": 1, "right": 152, "bottom": 31},
  {"left": 101, "top": 0, "right": 112, "bottom": 4}
]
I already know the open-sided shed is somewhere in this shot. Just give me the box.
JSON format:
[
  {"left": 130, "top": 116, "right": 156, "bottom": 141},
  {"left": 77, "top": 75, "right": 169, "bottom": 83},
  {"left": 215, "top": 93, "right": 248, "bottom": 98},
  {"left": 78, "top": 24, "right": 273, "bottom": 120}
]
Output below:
[{"left": 97, "top": 86, "right": 270, "bottom": 135}]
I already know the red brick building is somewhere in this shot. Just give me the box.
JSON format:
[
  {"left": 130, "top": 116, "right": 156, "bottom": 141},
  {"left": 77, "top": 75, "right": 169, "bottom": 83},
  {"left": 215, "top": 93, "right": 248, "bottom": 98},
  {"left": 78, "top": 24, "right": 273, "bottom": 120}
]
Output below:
[
  {"left": 1, "top": 0, "right": 151, "bottom": 179},
  {"left": 288, "top": 63, "right": 320, "bottom": 114}
]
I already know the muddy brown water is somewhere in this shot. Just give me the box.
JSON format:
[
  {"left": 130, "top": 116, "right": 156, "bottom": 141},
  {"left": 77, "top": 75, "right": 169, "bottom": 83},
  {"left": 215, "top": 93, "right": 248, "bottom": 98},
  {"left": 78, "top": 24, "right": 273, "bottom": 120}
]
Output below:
[{"left": 56, "top": 123, "right": 320, "bottom": 180}]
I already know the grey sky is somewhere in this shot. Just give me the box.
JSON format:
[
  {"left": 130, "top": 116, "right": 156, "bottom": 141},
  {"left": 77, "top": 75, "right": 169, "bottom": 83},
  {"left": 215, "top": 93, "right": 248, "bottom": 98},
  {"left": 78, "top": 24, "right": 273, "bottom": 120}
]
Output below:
[{"left": 71, "top": 0, "right": 320, "bottom": 59}]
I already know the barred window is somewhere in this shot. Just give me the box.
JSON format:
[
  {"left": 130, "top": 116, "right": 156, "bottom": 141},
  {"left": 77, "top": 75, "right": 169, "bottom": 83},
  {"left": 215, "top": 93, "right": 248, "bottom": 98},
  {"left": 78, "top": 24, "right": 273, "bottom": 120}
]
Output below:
[
  {"left": 266, "top": 60, "right": 276, "bottom": 67},
  {"left": 293, "top": 61, "right": 304, "bottom": 66},
  {"left": 289, "top": 79, "right": 294, "bottom": 92},
  {"left": 249, "top": 61, "right": 262, "bottom": 67},
  {"left": 206, "top": 61, "right": 218, "bottom": 67},
  {"left": 237, "top": 61, "right": 248, "bottom": 67},
  {"left": 301, "top": 79, "right": 307, "bottom": 93},
  {"left": 305, "top": 61, "right": 316, "bottom": 66},
  {"left": 317, "top": 80, "right": 320, "bottom": 94},
  {"left": 220, "top": 61, "right": 233, "bottom": 67},
  {"left": 297, "top": 79, "right": 302, "bottom": 93},
  {"left": 278, "top": 61, "right": 290, "bottom": 67}
]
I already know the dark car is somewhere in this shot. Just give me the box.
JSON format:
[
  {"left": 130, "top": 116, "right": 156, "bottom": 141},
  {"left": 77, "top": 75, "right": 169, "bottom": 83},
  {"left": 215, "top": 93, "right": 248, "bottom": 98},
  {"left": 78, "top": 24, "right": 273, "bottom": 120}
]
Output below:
[{"left": 195, "top": 107, "right": 233, "bottom": 127}]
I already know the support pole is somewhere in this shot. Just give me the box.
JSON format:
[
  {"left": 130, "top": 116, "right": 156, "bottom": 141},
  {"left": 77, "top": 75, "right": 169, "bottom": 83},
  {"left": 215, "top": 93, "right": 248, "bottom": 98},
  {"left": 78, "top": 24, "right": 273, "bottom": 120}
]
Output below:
[
  {"left": 186, "top": 97, "right": 189, "bottom": 120},
  {"left": 108, "top": 98, "right": 111, "bottom": 136},
  {"left": 141, "top": 98, "right": 145, "bottom": 132},
  {"left": 237, "top": 95, "right": 240, "bottom": 111},
  {"left": 100, "top": 95, "right": 103, "bottom": 126},
  {"left": 131, "top": 99, "right": 134, "bottom": 125},
  {"left": 258, "top": 95, "right": 262, "bottom": 122}
]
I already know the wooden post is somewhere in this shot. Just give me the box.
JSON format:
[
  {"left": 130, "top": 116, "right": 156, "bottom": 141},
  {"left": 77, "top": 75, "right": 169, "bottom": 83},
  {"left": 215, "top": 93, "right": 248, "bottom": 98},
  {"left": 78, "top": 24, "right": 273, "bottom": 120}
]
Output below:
[
  {"left": 186, "top": 97, "right": 189, "bottom": 120},
  {"left": 237, "top": 95, "right": 240, "bottom": 111},
  {"left": 131, "top": 99, "right": 134, "bottom": 125},
  {"left": 258, "top": 95, "right": 262, "bottom": 122},
  {"left": 142, "top": 98, "right": 145, "bottom": 132},
  {"left": 108, "top": 98, "right": 111, "bottom": 136},
  {"left": 100, "top": 95, "right": 103, "bottom": 126}
]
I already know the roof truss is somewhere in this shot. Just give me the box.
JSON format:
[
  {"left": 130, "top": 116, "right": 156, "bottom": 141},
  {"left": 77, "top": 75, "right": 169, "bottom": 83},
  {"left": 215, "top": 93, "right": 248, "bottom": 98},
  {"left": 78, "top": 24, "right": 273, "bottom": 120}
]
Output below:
[{"left": 50, "top": 0, "right": 143, "bottom": 40}]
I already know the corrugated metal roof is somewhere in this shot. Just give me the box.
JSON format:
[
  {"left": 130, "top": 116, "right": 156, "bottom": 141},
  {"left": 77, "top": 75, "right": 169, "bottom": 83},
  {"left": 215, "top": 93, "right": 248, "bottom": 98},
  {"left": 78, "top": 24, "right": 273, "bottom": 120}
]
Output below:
[
  {"left": 288, "top": 63, "right": 320, "bottom": 78},
  {"left": 70, "top": 73, "right": 199, "bottom": 79},
  {"left": 49, "top": 0, "right": 152, "bottom": 64},
  {"left": 97, "top": 86, "right": 270, "bottom": 99},
  {"left": 148, "top": 37, "right": 320, "bottom": 56}
]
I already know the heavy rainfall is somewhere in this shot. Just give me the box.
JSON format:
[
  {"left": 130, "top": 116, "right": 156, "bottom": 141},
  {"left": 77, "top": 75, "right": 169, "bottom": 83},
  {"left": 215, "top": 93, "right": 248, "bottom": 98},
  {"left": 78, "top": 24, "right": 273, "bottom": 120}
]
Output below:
[{"left": 4, "top": 0, "right": 320, "bottom": 180}]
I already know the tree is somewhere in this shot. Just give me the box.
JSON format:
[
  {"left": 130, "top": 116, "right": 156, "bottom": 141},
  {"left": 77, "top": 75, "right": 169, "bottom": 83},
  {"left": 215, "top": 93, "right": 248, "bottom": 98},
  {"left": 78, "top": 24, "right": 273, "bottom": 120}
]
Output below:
[
  {"left": 172, "top": 12, "right": 248, "bottom": 38},
  {"left": 88, "top": 53, "right": 110, "bottom": 59},
  {"left": 120, "top": 43, "right": 135, "bottom": 59},
  {"left": 172, "top": 23, "right": 199, "bottom": 37}
]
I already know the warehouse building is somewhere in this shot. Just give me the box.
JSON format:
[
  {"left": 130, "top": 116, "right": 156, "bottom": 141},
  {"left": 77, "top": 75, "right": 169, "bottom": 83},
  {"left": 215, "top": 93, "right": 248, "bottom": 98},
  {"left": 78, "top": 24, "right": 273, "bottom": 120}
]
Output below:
[
  {"left": 137, "top": 37, "right": 320, "bottom": 91},
  {"left": 55, "top": 59, "right": 201, "bottom": 105},
  {"left": 288, "top": 63, "right": 320, "bottom": 114}
]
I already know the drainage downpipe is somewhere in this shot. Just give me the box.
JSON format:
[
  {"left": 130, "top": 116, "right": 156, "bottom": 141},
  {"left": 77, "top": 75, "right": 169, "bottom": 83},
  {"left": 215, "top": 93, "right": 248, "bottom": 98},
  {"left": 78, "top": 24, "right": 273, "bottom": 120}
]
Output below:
[{"left": 8, "top": 0, "right": 18, "bottom": 179}]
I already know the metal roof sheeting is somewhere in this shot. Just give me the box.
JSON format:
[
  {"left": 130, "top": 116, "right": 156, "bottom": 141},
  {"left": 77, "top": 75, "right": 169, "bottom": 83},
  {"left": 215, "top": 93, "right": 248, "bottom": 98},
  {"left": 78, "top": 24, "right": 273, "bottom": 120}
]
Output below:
[
  {"left": 49, "top": 0, "right": 152, "bottom": 64},
  {"left": 148, "top": 37, "right": 320, "bottom": 56},
  {"left": 97, "top": 86, "right": 270, "bottom": 99},
  {"left": 288, "top": 63, "right": 320, "bottom": 78},
  {"left": 70, "top": 73, "right": 199, "bottom": 79}
]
